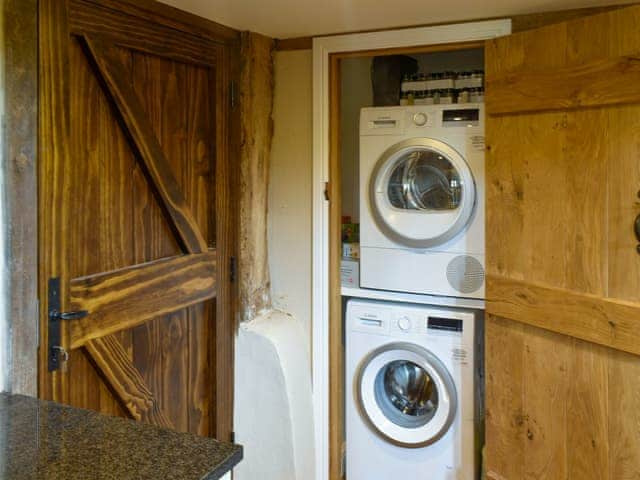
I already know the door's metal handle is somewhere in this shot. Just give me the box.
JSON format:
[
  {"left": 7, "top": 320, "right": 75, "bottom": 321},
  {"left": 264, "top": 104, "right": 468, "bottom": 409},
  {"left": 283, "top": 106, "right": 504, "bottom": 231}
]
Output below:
[{"left": 50, "top": 309, "right": 89, "bottom": 321}]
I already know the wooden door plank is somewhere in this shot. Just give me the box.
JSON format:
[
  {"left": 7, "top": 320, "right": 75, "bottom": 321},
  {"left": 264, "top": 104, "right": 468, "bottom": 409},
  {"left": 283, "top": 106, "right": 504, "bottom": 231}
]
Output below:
[
  {"left": 69, "top": 0, "right": 219, "bottom": 67},
  {"left": 131, "top": 51, "right": 192, "bottom": 433},
  {"left": 39, "top": 0, "right": 73, "bottom": 404},
  {"left": 522, "top": 326, "right": 569, "bottom": 479},
  {"left": 566, "top": 339, "right": 609, "bottom": 479},
  {"left": 182, "top": 61, "right": 215, "bottom": 436},
  {"left": 487, "top": 54, "right": 640, "bottom": 115},
  {"left": 74, "top": 0, "right": 240, "bottom": 45},
  {"left": 69, "top": 252, "right": 217, "bottom": 348},
  {"left": 85, "top": 334, "right": 173, "bottom": 428},
  {"left": 79, "top": 34, "right": 208, "bottom": 254},
  {"left": 486, "top": 275, "right": 640, "bottom": 356},
  {"left": 484, "top": 316, "right": 526, "bottom": 480},
  {"left": 68, "top": 38, "right": 128, "bottom": 414},
  {"left": 212, "top": 43, "right": 236, "bottom": 440},
  {"left": 608, "top": 347, "right": 640, "bottom": 479}
]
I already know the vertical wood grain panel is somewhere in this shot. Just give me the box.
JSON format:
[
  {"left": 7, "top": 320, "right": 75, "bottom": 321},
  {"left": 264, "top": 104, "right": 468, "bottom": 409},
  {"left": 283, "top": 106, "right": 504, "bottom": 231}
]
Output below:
[
  {"left": 132, "top": 51, "right": 190, "bottom": 433},
  {"left": 69, "top": 39, "right": 136, "bottom": 416},
  {"left": 38, "top": 0, "right": 73, "bottom": 405},
  {"left": 605, "top": 12, "right": 640, "bottom": 468},
  {"left": 522, "top": 328, "right": 569, "bottom": 480},
  {"left": 184, "top": 63, "right": 215, "bottom": 437},
  {"left": 484, "top": 316, "right": 525, "bottom": 480},
  {"left": 68, "top": 37, "right": 104, "bottom": 412},
  {"left": 566, "top": 340, "right": 609, "bottom": 480},
  {"left": 212, "top": 42, "right": 236, "bottom": 441},
  {"left": 608, "top": 349, "right": 640, "bottom": 479}
]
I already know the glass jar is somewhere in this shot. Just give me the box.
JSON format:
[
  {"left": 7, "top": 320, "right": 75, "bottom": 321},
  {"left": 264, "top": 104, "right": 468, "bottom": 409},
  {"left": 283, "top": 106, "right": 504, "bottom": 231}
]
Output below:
[
  {"left": 439, "top": 88, "right": 455, "bottom": 104},
  {"left": 424, "top": 90, "right": 436, "bottom": 105},
  {"left": 470, "top": 87, "right": 484, "bottom": 103},
  {"left": 455, "top": 71, "right": 472, "bottom": 89},
  {"left": 457, "top": 88, "right": 470, "bottom": 104},
  {"left": 414, "top": 90, "right": 427, "bottom": 105}
]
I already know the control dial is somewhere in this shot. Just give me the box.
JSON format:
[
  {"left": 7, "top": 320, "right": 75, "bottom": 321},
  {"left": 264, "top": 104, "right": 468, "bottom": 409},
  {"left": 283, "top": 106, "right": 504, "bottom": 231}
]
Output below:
[
  {"left": 412, "top": 112, "right": 428, "bottom": 126},
  {"left": 397, "top": 316, "right": 412, "bottom": 331}
]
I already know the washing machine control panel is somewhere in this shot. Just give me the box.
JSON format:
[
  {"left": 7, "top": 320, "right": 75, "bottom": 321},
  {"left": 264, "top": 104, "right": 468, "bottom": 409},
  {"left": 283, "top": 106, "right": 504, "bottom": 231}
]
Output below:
[{"left": 390, "top": 312, "right": 465, "bottom": 336}]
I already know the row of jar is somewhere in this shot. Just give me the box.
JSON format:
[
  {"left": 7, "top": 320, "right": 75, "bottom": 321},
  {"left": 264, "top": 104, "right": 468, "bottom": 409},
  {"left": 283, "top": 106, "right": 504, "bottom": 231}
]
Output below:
[
  {"left": 401, "top": 70, "right": 484, "bottom": 92},
  {"left": 399, "top": 87, "right": 484, "bottom": 105}
]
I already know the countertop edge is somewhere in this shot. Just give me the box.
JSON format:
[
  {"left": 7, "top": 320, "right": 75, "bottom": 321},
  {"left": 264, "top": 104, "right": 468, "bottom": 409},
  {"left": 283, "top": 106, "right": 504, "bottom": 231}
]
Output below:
[{"left": 202, "top": 447, "right": 244, "bottom": 480}]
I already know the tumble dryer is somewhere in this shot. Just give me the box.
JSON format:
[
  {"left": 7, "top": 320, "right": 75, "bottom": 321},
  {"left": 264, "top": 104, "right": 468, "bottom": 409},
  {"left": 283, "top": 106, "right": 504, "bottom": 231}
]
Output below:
[{"left": 359, "top": 105, "right": 485, "bottom": 298}]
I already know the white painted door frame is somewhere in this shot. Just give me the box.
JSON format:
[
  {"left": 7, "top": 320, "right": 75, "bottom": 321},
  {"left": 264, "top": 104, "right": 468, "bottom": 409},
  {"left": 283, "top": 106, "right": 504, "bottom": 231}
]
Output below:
[{"left": 311, "top": 19, "right": 512, "bottom": 480}]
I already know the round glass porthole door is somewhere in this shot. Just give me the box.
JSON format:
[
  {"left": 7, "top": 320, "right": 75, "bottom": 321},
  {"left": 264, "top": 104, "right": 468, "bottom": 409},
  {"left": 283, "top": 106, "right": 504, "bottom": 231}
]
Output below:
[
  {"left": 370, "top": 138, "right": 476, "bottom": 248},
  {"left": 357, "top": 343, "right": 457, "bottom": 448}
]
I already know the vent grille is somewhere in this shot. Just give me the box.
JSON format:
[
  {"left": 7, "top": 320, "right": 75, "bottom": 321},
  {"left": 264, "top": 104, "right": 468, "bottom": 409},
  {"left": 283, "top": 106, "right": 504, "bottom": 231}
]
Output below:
[{"left": 446, "top": 255, "right": 485, "bottom": 294}]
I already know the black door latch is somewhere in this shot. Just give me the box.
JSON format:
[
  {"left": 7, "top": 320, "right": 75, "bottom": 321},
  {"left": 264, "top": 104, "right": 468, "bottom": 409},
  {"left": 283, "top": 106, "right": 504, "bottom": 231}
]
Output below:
[
  {"left": 635, "top": 213, "right": 640, "bottom": 254},
  {"left": 48, "top": 277, "right": 89, "bottom": 372}
]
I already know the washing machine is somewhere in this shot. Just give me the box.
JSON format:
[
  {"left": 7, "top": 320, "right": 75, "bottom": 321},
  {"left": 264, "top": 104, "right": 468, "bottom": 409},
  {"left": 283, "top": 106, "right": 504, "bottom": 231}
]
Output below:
[
  {"left": 359, "top": 105, "right": 485, "bottom": 298},
  {"left": 346, "top": 298, "right": 483, "bottom": 480}
]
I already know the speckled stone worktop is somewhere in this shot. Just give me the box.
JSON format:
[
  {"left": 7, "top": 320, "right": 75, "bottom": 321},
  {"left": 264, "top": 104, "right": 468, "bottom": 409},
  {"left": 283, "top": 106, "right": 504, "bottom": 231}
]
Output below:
[{"left": 0, "top": 393, "right": 242, "bottom": 479}]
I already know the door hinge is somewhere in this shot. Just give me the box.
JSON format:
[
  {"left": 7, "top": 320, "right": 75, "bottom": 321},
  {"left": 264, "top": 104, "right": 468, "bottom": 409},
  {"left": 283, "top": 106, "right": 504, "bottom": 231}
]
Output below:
[
  {"left": 48, "top": 277, "right": 89, "bottom": 372},
  {"left": 36, "top": 299, "right": 40, "bottom": 348},
  {"left": 230, "top": 80, "right": 238, "bottom": 109},
  {"left": 324, "top": 182, "right": 330, "bottom": 201},
  {"left": 230, "top": 431, "right": 236, "bottom": 443},
  {"left": 230, "top": 256, "right": 237, "bottom": 283}
]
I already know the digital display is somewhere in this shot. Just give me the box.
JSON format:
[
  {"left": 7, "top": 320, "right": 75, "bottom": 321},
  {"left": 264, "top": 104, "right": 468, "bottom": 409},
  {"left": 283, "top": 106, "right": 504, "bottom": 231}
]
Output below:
[
  {"left": 442, "top": 109, "right": 479, "bottom": 125},
  {"left": 428, "top": 317, "right": 463, "bottom": 332}
]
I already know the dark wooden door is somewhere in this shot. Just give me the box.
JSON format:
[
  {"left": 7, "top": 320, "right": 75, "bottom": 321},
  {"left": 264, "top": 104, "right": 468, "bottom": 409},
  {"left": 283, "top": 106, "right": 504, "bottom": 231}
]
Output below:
[
  {"left": 38, "top": 0, "right": 238, "bottom": 440},
  {"left": 484, "top": 5, "right": 640, "bottom": 479}
]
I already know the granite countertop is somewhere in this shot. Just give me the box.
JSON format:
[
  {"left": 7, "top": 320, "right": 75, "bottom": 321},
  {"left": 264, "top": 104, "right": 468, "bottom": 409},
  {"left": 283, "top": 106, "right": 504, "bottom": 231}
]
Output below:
[{"left": 0, "top": 393, "right": 242, "bottom": 479}]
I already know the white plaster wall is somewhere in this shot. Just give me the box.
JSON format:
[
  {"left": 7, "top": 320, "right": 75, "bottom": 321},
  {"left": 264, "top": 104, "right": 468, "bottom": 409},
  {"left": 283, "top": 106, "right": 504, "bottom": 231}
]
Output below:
[
  {"left": 234, "top": 311, "right": 315, "bottom": 480},
  {"left": 268, "top": 50, "right": 313, "bottom": 345}
]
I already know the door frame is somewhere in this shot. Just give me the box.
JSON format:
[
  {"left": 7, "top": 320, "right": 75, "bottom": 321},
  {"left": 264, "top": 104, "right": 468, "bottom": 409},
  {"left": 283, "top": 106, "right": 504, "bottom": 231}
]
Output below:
[
  {"left": 311, "top": 19, "right": 511, "bottom": 480},
  {"left": 0, "top": 0, "right": 39, "bottom": 396}
]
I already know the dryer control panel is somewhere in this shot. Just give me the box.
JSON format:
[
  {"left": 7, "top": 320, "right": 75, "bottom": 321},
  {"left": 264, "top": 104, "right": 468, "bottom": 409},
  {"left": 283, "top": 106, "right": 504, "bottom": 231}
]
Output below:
[{"left": 360, "top": 104, "right": 484, "bottom": 137}]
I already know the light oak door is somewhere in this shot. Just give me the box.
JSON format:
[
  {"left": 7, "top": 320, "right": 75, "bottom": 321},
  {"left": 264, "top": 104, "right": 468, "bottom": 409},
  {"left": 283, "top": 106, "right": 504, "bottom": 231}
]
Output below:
[
  {"left": 38, "top": 0, "right": 237, "bottom": 440},
  {"left": 485, "top": 5, "right": 640, "bottom": 479}
]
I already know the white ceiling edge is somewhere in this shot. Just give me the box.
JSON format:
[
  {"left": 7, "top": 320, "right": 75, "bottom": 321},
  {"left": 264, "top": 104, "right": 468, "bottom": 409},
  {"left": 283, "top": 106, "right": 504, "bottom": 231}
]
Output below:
[{"left": 157, "top": 0, "right": 635, "bottom": 39}]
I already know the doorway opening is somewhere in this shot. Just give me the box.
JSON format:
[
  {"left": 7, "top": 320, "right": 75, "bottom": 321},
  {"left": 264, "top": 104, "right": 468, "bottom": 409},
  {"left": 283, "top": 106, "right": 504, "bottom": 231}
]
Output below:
[{"left": 311, "top": 19, "right": 511, "bottom": 480}]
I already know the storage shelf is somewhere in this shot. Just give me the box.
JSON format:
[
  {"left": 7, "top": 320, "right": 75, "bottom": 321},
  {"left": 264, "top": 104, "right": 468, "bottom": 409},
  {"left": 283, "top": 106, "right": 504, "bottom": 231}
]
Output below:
[{"left": 341, "top": 286, "right": 485, "bottom": 310}]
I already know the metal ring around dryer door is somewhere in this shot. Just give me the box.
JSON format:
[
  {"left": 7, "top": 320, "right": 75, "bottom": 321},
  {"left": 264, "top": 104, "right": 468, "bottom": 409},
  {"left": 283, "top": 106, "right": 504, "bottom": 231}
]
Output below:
[
  {"left": 356, "top": 342, "right": 458, "bottom": 449},
  {"left": 369, "top": 137, "right": 477, "bottom": 249}
]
